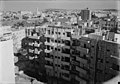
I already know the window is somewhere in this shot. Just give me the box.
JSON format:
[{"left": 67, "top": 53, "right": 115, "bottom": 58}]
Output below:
[
  {"left": 63, "top": 73, "right": 69, "bottom": 78},
  {"left": 46, "top": 53, "right": 50, "bottom": 57},
  {"left": 47, "top": 37, "right": 50, "bottom": 42},
  {"left": 58, "top": 32, "right": 61, "bottom": 35},
  {"left": 52, "top": 30, "right": 54, "bottom": 34},
  {"left": 51, "top": 46, "right": 54, "bottom": 50},
  {"left": 55, "top": 40, "right": 57, "bottom": 43},
  {"left": 47, "top": 45, "right": 50, "bottom": 50},
  {"left": 62, "top": 40, "right": 64, "bottom": 43},
  {"left": 84, "top": 44, "right": 86, "bottom": 48},
  {"left": 72, "top": 39, "right": 80, "bottom": 46},
  {"left": 65, "top": 57, "right": 70, "bottom": 62},
  {"left": 63, "top": 33, "right": 65, "bottom": 35},
  {"left": 62, "top": 48, "right": 70, "bottom": 54},
  {"left": 58, "top": 48, "right": 61, "bottom": 51},
  {"left": 65, "top": 40, "right": 70, "bottom": 46},
  {"left": 50, "top": 55, "right": 53, "bottom": 59},
  {"left": 55, "top": 56, "right": 57, "bottom": 58},
  {"left": 48, "top": 30, "right": 50, "bottom": 35},
  {"left": 58, "top": 57, "right": 60, "bottom": 59},
  {"left": 51, "top": 38, "right": 54, "bottom": 42},
  {"left": 66, "top": 32, "right": 71, "bottom": 37},
  {"left": 55, "top": 48, "right": 57, "bottom": 51},
  {"left": 112, "top": 64, "right": 119, "bottom": 71},
  {"left": 58, "top": 40, "right": 61, "bottom": 43}
]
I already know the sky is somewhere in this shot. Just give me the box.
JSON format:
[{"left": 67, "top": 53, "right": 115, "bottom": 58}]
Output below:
[{"left": 0, "top": 0, "right": 119, "bottom": 11}]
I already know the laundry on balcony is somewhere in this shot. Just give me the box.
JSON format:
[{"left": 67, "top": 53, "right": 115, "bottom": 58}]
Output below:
[
  {"left": 28, "top": 42, "right": 34, "bottom": 46},
  {"left": 29, "top": 49, "right": 34, "bottom": 53}
]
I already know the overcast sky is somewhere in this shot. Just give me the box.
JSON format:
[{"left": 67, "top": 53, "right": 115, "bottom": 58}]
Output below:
[{"left": 0, "top": 0, "right": 119, "bottom": 11}]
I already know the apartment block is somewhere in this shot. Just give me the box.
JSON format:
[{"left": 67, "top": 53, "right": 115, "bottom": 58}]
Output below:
[
  {"left": 21, "top": 26, "right": 46, "bottom": 80},
  {"left": 100, "top": 19, "right": 117, "bottom": 32},
  {"left": 45, "top": 25, "right": 75, "bottom": 81},
  {"left": 0, "top": 33, "right": 15, "bottom": 84},
  {"left": 97, "top": 40, "right": 120, "bottom": 82},
  {"left": 71, "top": 36, "right": 98, "bottom": 84},
  {"left": 80, "top": 8, "right": 91, "bottom": 21}
]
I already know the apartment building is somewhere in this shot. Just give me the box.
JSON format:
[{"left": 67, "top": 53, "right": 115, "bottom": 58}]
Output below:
[
  {"left": 97, "top": 40, "right": 120, "bottom": 83},
  {"left": 70, "top": 31, "right": 120, "bottom": 84},
  {"left": 71, "top": 36, "right": 98, "bottom": 84},
  {"left": 100, "top": 19, "right": 117, "bottom": 32},
  {"left": 96, "top": 32, "right": 120, "bottom": 83},
  {"left": 0, "top": 33, "right": 15, "bottom": 84},
  {"left": 80, "top": 8, "right": 91, "bottom": 21},
  {"left": 21, "top": 26, "right": 46, "bottom": 81},
  {"left": 45, "top": 24, "right": 76, "bottom": 81}
]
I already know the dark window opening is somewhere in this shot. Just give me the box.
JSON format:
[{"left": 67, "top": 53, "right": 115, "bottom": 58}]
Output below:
[
  {"left": 47, "top": 37, "right": 50, "bottom": 43},
  {"left": 65, "top": 40, "right": 70, "bottom": 46},
  {"left": 55, "top": 40, "right": 57, "bottom": 43},
  {"left": 112, "top": 64, "right": 119, "bottom": 71},
  {"left": 46, "top": 45, "right": 50, "bottom": 50},
  {"left": 66, "top": 32, "right": 71, "bottom": 37},
  {"left": 62, "top": 48, "right": 70, "bottom": 54},
  {"left": 48, "top": 30, "right": 50, "bottom": 35}
]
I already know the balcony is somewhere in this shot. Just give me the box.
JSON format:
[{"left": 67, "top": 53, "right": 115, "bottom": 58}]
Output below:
[
  {"left": 29, "top": 56, "right": 34, "bottom": 60},
  {"left": 34, "top": 48, "right": 43, "bottom": 54},
  {"left": 14, "top": 56, "right": 18, "bottom": 63},
  {"left": 62, "top": 48, "right": 70, "bottom": 54},
  {"left": 28, "top": 42, "right": 34, "bottom": 46},
  {"left": 62, "top": 73, "right": 70, "bottom": 81},
  {"left": 75, "top": 76, "right": 87, "bottom": 84},
  {"left": 29, "top": 49, "right": 34, "bottom": 53},
  {"left": 76, "top": 47, "right": 89, "bottom": 54},
  {"left": 45, "top": 65, "right": 53, "bottom": 69},
  {"left": 45, "top": 57, "right": 53, "bottom": 62},
  {"left": 34, "top": 42, "right": 41, "bottom": 47},
  {"left": 76, "top": 56, "right": 88, "bottom": 64},
  {"left": 61, "top": 61, "right": 70, "bottom": 65},
  {"left": 76, "top": 66, "right": 87, "bottom": 75},
  {"left": 61, "top": 69, "right": 70, "bottom": 74}
]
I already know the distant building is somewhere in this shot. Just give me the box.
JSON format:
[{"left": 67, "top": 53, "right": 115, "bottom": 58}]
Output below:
[
  {"left": 81, "top": 8, "right": 91, "bottom": 21},
  {"left": 100, "top": 18, "right": 117, "bottom": 32}
]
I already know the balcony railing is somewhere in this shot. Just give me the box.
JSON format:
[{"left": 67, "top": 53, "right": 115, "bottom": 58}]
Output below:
[
  {"left": 45, "top": 57, "right": 53, "bottom": 62},
  {"left": 28, "top": 42, "right": 34, "bottom": 46},
  {"left": 76, "top": 56, "right": 88, "bottom": 64},
  {"left": 76, "top": 47, "right": 89, "bottom": 54},
  {"left": 45, "top": 65, "right": 53, "bottom": 69},
  {"left": 75, "top": 76, "right": 87, "bottom": 84},
  {"left": 76, "top": 66, "right": 87, "bottom": 75},
  {"left": 29, "top": 49, "right": 34, "bottom": 53}
]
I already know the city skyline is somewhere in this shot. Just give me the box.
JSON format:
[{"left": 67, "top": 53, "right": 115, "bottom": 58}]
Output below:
[{"left": 0, "top": 0, "right": 119, "bottom": 11}]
